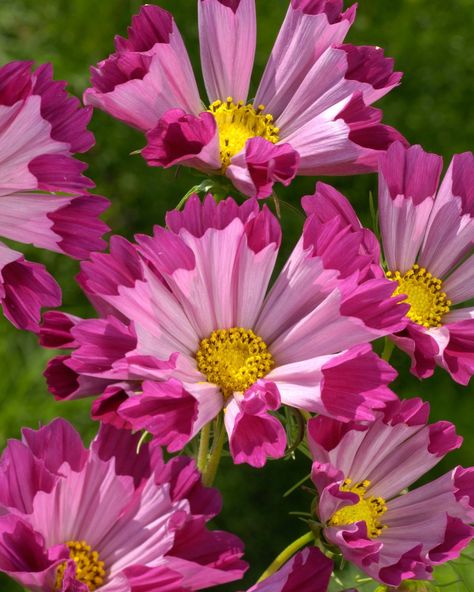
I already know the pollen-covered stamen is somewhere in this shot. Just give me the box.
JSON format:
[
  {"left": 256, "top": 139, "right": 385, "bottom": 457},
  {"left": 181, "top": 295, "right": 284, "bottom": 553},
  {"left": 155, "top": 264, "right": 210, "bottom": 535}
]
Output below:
[
  {"left": 196, "top": 327, "right": 274, "bottom": 398},
  {"left": 55, "top": 540, "right": 106, "bottom": 591},
  {"left": 328, "top": 479, "right": 387, "bottom": 539},
  {"left": 208, "top": 97, "right": 280, "bottom": 171},
  {"left": 386, "top": 264, "right": 451, "bottom": 328}
]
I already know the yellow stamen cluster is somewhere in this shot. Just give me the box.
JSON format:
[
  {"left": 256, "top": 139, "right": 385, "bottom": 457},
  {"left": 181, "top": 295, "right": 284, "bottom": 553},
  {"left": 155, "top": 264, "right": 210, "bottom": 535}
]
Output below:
[
  {"left": 55, "top": 540, "right": 106, "bottom": 591},
  {"left": 208, "top": 97, "right": 280, "bottom": 170},
  {"left": 196, "top": 327, "right": 274, "bottom": 398},
  {"left": 386, "top": 264, "right": 451, "bottom": 328},
  {"left": 328, "top": 479, "right": 387, "bottom": 539}
]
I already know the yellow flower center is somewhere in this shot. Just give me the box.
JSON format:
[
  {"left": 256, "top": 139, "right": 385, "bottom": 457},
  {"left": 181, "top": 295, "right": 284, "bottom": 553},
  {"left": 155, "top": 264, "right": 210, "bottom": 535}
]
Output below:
[
  {"left": 196, "top": 327, "right": 274, "bottom": 398},
  {"left": 328, "top": 479, "right": 387, "bottom": 539},
  {"left": 55, "top": 540, "right": 106, "bottom": 591},
  {"left": 208, "top": 97, "right": 279, "bottom": 171},
  {"left": 386, "top": 264, "right": 451, "bottom": 328}
]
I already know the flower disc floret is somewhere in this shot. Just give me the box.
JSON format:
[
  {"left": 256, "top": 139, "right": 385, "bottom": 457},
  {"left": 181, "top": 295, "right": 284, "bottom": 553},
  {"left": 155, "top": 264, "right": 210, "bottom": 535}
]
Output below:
[
  {"left": 386, "top": 264, "right": 451, "bottom": 328},
  {"left": 55, "top": 540, "right": 105, "bottom": 591},
  {"left": 196, "top": 327, "right": 274, "bottom": 397},
  {"left": 208, "top": 97, "right": 279, "bottom": 170},
  {"left": 328, "top": 479, "right": 387, "bottom": 539}
]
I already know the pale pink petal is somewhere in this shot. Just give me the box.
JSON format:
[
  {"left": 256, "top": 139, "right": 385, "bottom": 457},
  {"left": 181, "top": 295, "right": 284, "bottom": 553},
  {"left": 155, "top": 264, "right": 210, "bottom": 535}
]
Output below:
[
  {"left": 256, "top": 239, "right": 340, "bottom": 344},
  {"left": 0, "top": 192, "right": 108, "bottom": 258},
  {"left": 419, "top": 152, "right": 474, "bottom": 278},
  {"left": 276, "top": 45, "right": 400, "bottom": 136},
  {"left": 84, "top": 6, "right": 202, "bottom": 131},
  {"left": 269, "top": 280, "right": 406, "bottom": 363},
  {"left": 100, "top": 481, "right": 186, "bottom": 575},
  {"left": 30, "top": 456, "right": 135, "bottom": 550},
  {"left": 443, "top": 256, "right": 474, "bottom": 304},
  {"left": 255, "top": 1, "right": 355, "bottom": 118},
  {"left": 199, "top": 0, "right": 256, "bottom": 103},
  {"left": 378, "top": 142, "right": 443, "bottom": 272},
  {"left": 0, "top": 62, "right": 94, "bottom": 195},
  {"left": 284, "top": 95, "right": 405, "bottom": 176}
]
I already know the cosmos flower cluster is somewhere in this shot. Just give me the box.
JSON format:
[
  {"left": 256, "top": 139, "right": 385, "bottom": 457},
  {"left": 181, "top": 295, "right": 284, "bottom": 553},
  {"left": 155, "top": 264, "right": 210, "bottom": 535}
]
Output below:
[{"left": 0, "top": 1, "right": 472, "bottom": 591}]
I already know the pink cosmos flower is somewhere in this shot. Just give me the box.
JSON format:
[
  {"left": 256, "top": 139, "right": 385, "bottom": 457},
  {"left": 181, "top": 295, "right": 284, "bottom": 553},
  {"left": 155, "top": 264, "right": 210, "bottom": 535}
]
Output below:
[
  {"left": 0, "top": 61, "right": 109, "bottom": 332},
  {"left": 0, "top": 418, "right": 247, "bottom": 591},
  {"left": 83, "top": 1, "right": 405, "bottom": 199},
  {"left": 244, "top": 548, "right": 333, "bottom": 592},
  {"left": 377, "top": 142, "right": 474, "bottom": 385},
  {"left": 304, "top": 142, "right": 474, "bottom": 384},
  {"left": 40, "top": 193, "right": 408, "bottom": 468},
  {"left": 308, "top": 397, "right": 474, "bottom": 586}
]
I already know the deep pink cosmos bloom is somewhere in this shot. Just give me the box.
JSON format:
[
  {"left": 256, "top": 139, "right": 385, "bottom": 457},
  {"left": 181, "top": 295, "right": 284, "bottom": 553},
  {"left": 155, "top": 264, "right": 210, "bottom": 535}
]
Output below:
[
  {"left": 244, "top": 548, "right": 333, "bottom": 592},
  {"left": 0, "top": 61, "right": 109, "bottom": 332},
  {"left": 84, "top": 1, "right": 406, "bottom": 199},
  {"left": 308, "top": 397, "right": 474, "bottom": 586},
  {"left": 41, "top": 193, "right": 408, "bottom": 468},
  {"left": 377, "top": 142, "right": 474, "bottom": 385},
  {"left": 0, "top": 419, "right": 247, "bottom": 591}
]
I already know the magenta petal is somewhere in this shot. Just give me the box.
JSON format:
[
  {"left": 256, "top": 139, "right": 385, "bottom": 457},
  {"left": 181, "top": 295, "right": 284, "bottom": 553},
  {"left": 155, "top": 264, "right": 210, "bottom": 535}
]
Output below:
[
  {"left": 60, "top": 560, "right": 89, "bottom": 592},
  {"left": 124, "top": 565, "right": 187, "bottom": 592},
  {"left": 0, "top": 515, "right": 65, "bottom": 590},
  {"left": 91, "top": 384, "right": 134, "bottom": 430},
  {"left": 154, "top": 453, "right": 221, "bottom": 519},
  {"left": 226, "top": 138, "right": 300, "bottom": 198},
  {"left": 429, "top": 515, "right": 474, "bottom": 564},
  {"left": 428, "top": 421, "right": 462, "bottom": 457},
  {"left": 68, "top": 316, "right": 136, "bottom": 377},
  {"left": 227, "top": 384, "right": 287, "bottom": 468},
  {"left": 47, "top": 194, "right": 109, "bottom": 258},
  {"left": 0, "top": 439, "right": 56, "bottom": 513},
  {"left": 21, "top": 418, "right": 88, "bottom": 474},
  {"left": 442, "top": 320, "right": 474, "bottom": 385},
  {"left": 320, "top": 345, "right": 397, "bottom": 422},
  {"left": 247, "top": 547, "right": 333, "bottom": 592},
  {"left": 378, "top": 545, "right": 428, "bottom": 587},
  {"left": 167, "top": 194, "right": 258, "bottom": 237},
  {"left": 29, "top": 155, "right": 94, "bottom": 193},
  {"left": 166, "top": 518, "right": 248, "bottom": 589},
  {"left": 143, "top": 109, "right": 220, "bottom": 171},
  {"left": 44, "top": 355, "right": 112, "bottom": 401},
  {"left": 0, "top": 253, "right": 61, "bottom": 333},
  {"left": 85, "top": 5, "right": 202, "bottom": 131},
  {"left": 39, "top": 311, "right": 80, "bottom": 349},
  {"left": 380, "top": 142, "right": 443, "bottom": 205},
  {"left": 118, "top": 379, "right": 199, "bottom": 452},
  {"left": 339, "top": 44, "right": 402, "bottom": 101}
]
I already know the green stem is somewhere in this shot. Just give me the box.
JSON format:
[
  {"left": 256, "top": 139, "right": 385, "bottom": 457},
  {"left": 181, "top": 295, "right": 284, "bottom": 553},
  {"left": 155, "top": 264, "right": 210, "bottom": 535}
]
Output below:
[
  {"left": 202, "top": 421, "right": 226, "bottom": 487},
  {"left": 382, "top": 337, "right": 395, "bottom": 362},
  {"left": 197, "top": 422, "right": 211, "bottom": 474},
  {"left": 257, "top": 531, "right": 315, "bottom": 583}
]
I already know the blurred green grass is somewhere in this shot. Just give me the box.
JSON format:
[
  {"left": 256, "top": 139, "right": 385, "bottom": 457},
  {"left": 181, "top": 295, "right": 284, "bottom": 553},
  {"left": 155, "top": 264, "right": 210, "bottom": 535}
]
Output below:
[{"left": 0, "top": 1, "right": 473, "bottom": 590}]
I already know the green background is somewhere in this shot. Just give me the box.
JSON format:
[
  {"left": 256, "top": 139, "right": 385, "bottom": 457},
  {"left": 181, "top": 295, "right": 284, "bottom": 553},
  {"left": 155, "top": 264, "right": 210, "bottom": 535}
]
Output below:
[{"left": 0, "top": 0, "right": 473, "bottom": 590}]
